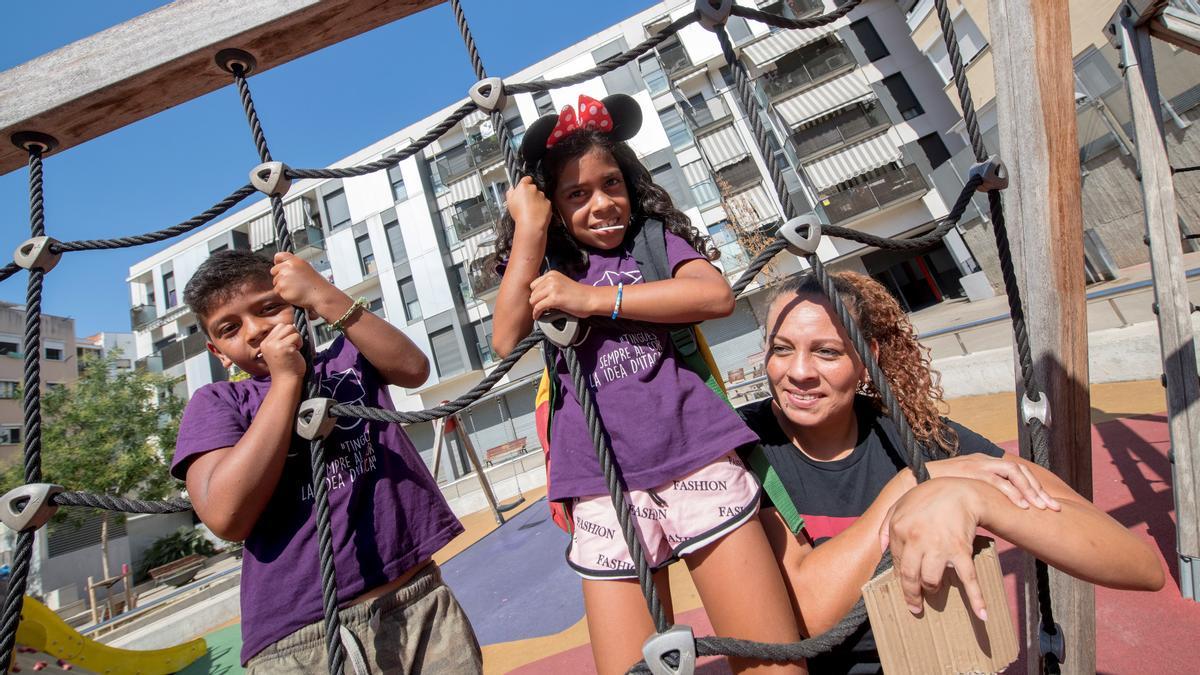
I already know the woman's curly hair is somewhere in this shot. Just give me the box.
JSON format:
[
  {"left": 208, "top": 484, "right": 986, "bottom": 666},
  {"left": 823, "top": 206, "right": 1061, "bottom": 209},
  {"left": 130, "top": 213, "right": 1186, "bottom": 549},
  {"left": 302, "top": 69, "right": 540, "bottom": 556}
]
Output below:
[
  {"left": 494, "top": 129, "right": 718, "bottom": 274},
  {"left": 770, "top": 270, "right": 959, "bottom": 455}
]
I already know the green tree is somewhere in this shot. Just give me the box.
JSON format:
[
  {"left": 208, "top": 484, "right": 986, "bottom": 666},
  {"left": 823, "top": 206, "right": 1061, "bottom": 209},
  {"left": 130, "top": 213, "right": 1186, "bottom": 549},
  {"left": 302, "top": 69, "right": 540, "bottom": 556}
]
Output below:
[{"left": 1, "top": 352, "right": 184, "bottom": 581}]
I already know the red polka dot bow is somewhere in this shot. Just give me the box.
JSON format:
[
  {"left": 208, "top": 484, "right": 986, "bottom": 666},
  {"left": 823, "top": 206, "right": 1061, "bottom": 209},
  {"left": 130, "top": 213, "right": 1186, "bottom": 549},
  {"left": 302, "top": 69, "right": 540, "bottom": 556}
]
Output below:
[{"left": 546, "top": 94, "right": 614, "bottom": 148}]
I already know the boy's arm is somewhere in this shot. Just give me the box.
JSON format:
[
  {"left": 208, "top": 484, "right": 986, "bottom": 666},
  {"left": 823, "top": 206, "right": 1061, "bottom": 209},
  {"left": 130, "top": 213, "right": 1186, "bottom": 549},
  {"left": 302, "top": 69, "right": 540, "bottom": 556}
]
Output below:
[
  {"left": 186, "top": 324, "right": 305, "bottom": 542},
  {"left": 271, "top": 252, "right": 429, "bottom": 388}
]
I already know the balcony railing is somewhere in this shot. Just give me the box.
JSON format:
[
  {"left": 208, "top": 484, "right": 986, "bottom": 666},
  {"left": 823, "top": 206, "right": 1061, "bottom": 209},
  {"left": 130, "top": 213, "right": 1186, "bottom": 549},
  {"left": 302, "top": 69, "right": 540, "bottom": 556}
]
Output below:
[
  {"left": 659, "top": 44, "right": 693, "bottom": 77},
  {"left": 435, "top": 136, "right": 515, "bottom": 186},
  {"left": 293, "top": 224, "right": 325, "bottom": 256},
  {"left": 820, "top": 164, "right": 929, "bottom": 225},
  {"left": 682, "top": 96, "right": 732, "bottom": 131},
  {"left": 130, "top": 303, "right": 158, "bottom": 330},
  {"left": 468, "top": 250, "right": 501, "bottom": 299},
  {"left": 792, "top": 101, "right": 891, "bottom": 160},
  {"left": 761, "top": 44, "right": 856, "bottom": 99},
  {"left": 157, "top": 330, "right": 209, "bottom": 370},
  {"left": 452, "top": 200, "right": 502, "bottom": 241},
  {"left": 469, "top": 134, "right": 504, "bottom": 168}
]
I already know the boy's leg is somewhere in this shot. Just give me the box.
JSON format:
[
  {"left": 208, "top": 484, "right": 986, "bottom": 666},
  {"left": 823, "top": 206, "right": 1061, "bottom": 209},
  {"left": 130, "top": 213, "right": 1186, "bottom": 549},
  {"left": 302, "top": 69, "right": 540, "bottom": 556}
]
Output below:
[
  {"left": 685, "top": 519, "right": 806, "bottom": 675},
  {"left": 370, "top": 564, "right": 482, "bottom": 674},
  {"left": 582, "top": 568, "right": 674, "bottom": 675}
]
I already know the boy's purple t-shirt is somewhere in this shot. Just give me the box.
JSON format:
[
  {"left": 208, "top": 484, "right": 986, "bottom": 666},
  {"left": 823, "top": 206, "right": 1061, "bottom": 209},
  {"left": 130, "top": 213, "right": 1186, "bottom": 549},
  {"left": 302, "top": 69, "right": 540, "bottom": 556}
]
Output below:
[
  {"left": 544, "top": 229, "right": 759, "bottom": 499},
  {"left": 171, "top": 337, "right": 462, "bottom": 664}
]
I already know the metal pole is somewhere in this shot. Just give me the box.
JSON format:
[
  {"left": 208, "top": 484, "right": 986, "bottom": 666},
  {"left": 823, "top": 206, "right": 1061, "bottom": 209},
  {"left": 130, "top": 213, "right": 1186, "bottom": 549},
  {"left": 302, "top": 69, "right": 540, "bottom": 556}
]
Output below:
[{"left": 1115, "top": 3, "right": 1200, "bottom": 602}]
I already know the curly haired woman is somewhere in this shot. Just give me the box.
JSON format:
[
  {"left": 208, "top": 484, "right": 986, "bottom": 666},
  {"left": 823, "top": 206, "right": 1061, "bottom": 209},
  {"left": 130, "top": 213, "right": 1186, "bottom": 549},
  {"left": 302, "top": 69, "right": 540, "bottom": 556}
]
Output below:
[{"left": 738, "top": 270, "right": 1164, "bottom": 674}]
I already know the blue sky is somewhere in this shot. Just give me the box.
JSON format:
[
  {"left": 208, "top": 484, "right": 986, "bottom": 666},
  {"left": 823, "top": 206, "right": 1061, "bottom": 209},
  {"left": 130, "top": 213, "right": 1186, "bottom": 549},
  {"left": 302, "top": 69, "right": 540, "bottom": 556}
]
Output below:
[{"left": 0, "top": 0, "right": 656, "bottom": 336}]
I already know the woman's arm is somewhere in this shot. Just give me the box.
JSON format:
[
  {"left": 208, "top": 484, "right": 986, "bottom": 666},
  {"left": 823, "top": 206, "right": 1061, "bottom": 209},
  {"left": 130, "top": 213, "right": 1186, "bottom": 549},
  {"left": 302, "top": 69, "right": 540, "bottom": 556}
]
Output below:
[{"left": 493, "top": 177, "right": 550, "bottom": 357}]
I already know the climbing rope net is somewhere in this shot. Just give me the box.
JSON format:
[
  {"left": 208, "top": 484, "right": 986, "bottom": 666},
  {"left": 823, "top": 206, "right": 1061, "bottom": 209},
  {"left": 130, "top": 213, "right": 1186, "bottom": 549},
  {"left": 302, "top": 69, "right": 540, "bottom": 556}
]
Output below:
[{"left": 0, "top": 1, "right": 1069, "bottom": 673}]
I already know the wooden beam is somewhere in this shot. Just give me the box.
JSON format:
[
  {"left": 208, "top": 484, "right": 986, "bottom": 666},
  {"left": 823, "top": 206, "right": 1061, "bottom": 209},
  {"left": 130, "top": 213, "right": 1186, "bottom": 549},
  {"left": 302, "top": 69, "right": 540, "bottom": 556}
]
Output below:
[
  {"left": 0, "top": 0, "right": 444, "bottom": 175},
  {"left": 1113, "top": 4, "right": 1200, "bottom": 601},
  {"left": 452, "top": 414, "right": 506, "bottom": 525},
  {"left": 986, "top": 0, "right": 1095, "bottom": 672}
]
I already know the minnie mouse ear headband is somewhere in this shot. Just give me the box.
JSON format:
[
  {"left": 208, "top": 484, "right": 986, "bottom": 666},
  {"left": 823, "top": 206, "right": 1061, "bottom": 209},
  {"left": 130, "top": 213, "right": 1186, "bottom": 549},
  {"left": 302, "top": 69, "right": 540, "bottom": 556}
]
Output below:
[{"left": 519, "top": 93, "right": 643, "bottom": 167}]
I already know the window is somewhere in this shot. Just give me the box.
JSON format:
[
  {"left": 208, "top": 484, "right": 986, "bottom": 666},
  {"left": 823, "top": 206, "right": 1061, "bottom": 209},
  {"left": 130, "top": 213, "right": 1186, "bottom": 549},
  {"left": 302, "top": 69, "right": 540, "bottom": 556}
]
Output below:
[
  {"left": 638, "top": 55, "right": 669, "bottom": 96},
  {"left": 917, "top": 133, "right": 952, "bottom": 169},
  {"left": 682, "top": 161, "right": 721, "bottom": 208},
  {"left": 505, "top": 116, "right": 526, "bottom": 147},
  {"left": 0, "top": 381, "right": 17, "bottom": 399},
  {"left": 387, "top": 165, "right": 407, "bottom": 202},
  {"left": 924, "top": 12, "right": 988, "bottom": 83},
  {"left": 726, "top": 16, "right": 753, "bottom": 45},
  {"left": 430, "top": 327, "right": 465, "bottom": 378},
  {"left": 657, "top": 107, "right": 693, "bottom": 151},
  {"left": 650, "top": 164, "right": 691, "bottom": 209},
  {"left": 657, "top": 36, "right": 691, "bottom": 75},
  {"left": 472, "top": 318, "right": 495, "bottom": 365},
  {"left": 850, "top": 18, "right": 889, "bottom": 62},
  {"left": 1075, "top": 48, "right": 1121, "bottom": 99},
  {"left": 398, "top": 277, "right": 422, "bottom": 322},
  {"left": 355, "top": 234, "right": 376, "bottom": 276},
  {"left": 0, "top": 427, "right": 20, "bottom": 445},
  {"left": 882, "top": 74, "right": 925, "bottom": 120},
  {"left": 162, "top": 271, "right": 177, "bottom": 308},
  {"left": 532, "top": 89, "right": 556, "bottom": 117},
  {"left": 594, "top": 38, "right": 640, "bottom": 95},
  {"left": 368, "top": 297, "right": 385, "bottom": 318},
  {"left": 323, "top": 188, "right": 352, "bottom": 230},
  {"left": 0, "top": 340, "right": 19, "bottom": 358},
  {"left": 450, "top": 264, "right": 472, "bottom": 303},
  {"left": 719, "top": 65, "right": 735, "bottom": 88},
  {"left": 384, "top": 214, "right": 407, "bottom": 264},
  {"left": 44, "top": 347, "right": 64, "bottom": 361}
]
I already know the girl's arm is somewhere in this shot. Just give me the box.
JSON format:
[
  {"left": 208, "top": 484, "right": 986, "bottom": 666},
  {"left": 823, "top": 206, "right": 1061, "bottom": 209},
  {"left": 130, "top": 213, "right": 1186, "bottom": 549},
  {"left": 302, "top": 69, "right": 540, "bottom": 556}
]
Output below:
[
  {"left": 885, "top": 461, "right": 1165, "bottom": 619},
  {"left": 527, "top": 257, "right": 735, "bottom": 324},
  {"left": 493, "top": 177, "right": 551, "bottom": 357}
]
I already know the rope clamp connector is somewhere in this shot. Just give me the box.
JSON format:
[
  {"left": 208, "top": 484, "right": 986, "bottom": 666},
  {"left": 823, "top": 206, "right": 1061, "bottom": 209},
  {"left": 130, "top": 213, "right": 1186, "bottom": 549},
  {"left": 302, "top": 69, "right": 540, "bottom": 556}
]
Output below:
[
  {"left": 0, "top": 483, "right": 64, "bottom": 533},
  {"left": 780, "top": 215, "right": 823, "bottom": 256},
  {"left": 968, "top": 155, "right": 1008, "bottom": 192},
  {"left": 250, "top": 162, "right": 292, "bottom": 197},
  {"left": 642, "top": 625, "right": 697, "bottom": 675},
  {"left": 469, "top": 77, "right": 507, "bottom": 114},
  {"left": 1039, "top": 622, "right": 1065, "bottom": 665},
  {"left": 537, "top": 310, "right": 589, "bottom": 348},
  {"left": 296, "top": 398, "right": 337, "bottom": 441},
  {"left": 215, "top": 48, "right": 258, "bottom": 76},
  {"left": 696, "top": 0, "right": 733, "bottom": 32},
  {"left": 14, "top": 236, "right": 62, "bottom": 273},
  {"left": 1021, "top": 392, "right": 1051, "bottom": 428}
]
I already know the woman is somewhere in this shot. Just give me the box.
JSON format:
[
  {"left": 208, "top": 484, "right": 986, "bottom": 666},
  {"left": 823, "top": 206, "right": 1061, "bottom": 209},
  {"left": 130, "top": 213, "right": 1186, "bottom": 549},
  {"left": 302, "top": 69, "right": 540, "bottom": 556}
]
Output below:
[{"left": 738, "top": 270, "right": 1164, "bottom": 673}]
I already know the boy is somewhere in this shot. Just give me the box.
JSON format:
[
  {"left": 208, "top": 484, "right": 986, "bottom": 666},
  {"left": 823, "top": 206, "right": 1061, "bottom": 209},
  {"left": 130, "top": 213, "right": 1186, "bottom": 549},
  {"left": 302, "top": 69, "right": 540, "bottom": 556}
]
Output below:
[{"left": 172, "top": 249, "right": 480, "bottom": 673}]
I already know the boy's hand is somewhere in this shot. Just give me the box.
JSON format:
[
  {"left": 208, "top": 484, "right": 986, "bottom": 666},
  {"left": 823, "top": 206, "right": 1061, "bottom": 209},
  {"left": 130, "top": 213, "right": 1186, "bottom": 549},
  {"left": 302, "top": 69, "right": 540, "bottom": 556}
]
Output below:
[
  {"left": 529, "top": 271, "right": 603, "bottom": 320},
  {"left": 506, "top": 176, "right": 553, "bottom": 235},
  {"left": 272, "top": 252, "right": 342, "bottom": 312},
  {"left": 259, "top": 324, "right": 305, "bottom": 382}
]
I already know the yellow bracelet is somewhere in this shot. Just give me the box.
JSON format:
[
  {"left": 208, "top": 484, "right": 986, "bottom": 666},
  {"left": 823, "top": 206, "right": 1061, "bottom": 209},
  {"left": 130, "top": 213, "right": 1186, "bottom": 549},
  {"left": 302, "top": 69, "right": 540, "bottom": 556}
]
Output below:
[{"left": 331, "top": 297, "right": 369, "bottom": 332}]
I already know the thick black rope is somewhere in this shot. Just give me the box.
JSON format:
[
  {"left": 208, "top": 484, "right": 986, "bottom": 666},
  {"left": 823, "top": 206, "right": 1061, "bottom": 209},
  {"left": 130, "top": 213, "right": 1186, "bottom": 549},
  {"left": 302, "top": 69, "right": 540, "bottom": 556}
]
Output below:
[
  {"left": 51, "top": 492, "right": 192, "bottom": 513},
  {"left": 930, "top": 0, "right": 1058, "bottom": 669},
  {"left": 1175, "top": 165, "right": 1199, "bottom": 173},
  {"left": 229, "top": 64, "right": 345, "bottom": 675},
  {"left": 52, "top": 185, "right": 258, "bottom": 252}
]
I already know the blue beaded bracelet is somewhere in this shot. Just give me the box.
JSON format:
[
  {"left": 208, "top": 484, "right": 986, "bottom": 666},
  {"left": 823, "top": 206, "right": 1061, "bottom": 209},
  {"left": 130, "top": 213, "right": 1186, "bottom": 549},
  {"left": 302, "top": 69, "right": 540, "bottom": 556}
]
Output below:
[{"left": 611, "top": 282, "right": 624, "bottom": 320}]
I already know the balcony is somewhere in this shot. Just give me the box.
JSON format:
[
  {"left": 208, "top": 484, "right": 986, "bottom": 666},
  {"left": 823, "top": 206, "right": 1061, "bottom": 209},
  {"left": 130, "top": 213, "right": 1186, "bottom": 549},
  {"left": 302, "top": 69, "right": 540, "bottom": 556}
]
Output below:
[
  {"left": 761, "top": 44, "right": 856, "bottom": 100},
  {"left": 130, "top": 303, "right": 158, "bottom": 331},
  {"left": 682, "top": 96, "right": 732, "bottom": 133},
  {"left": 452, "top": 200, "right": 502, "bottom": 241},
  {"left": 820, "top": 164, "right": 929, "bottom": 225},
  {"left": 157, "top": 330, "right": 210, "bottom": 370},
  {"left": 468, "top": 249, "right": 501, "bottom": 300},
  {"left": 434, "top": 135, "right": 515, "bottom": 187},
  {"left": 469, "top": 134, "right": 505, "bottom": 168},
  {"left": 292, "top": 224, "right": 326, "bottom": 257},
  {"left": 792, "top": 101, "right": 891, "bottom": 160},
  {"left": 658, "top": 42, "right": 694, "bottom": 78}
]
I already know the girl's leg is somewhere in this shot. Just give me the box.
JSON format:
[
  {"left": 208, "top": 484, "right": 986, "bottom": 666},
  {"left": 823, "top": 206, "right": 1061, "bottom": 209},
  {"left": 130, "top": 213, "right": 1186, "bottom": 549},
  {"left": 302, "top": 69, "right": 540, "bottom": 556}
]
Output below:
[
  {"left": 686, "top": 519, "right": 806, "bottom": 674},
  {"left": 582, "top": 568, "right": 674, "bottom": 675}
]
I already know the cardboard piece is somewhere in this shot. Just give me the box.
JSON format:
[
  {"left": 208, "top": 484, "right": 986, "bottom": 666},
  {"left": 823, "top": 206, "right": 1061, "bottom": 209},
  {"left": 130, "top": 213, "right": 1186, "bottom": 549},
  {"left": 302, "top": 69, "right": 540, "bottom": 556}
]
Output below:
[{"left": 861, "top": 537, "right": 1018, "bottom": 674}]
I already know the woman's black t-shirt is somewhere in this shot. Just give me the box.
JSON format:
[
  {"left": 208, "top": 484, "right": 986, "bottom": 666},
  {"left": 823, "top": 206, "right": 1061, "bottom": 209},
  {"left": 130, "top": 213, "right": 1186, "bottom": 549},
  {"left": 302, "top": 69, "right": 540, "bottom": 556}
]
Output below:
[{"left": 737, "top": 395, "right": 1004, "bottom": 675}]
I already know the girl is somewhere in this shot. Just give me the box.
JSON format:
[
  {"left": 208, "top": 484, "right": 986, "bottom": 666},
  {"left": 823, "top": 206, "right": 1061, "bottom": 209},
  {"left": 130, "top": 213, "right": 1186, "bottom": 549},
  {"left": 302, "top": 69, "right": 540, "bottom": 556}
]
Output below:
[
  {"left": 491, "top": 93, "right": 805, "bottom": 675},
  {"left": 739, "top": 271, "right": 1165, "bottom": 673}
]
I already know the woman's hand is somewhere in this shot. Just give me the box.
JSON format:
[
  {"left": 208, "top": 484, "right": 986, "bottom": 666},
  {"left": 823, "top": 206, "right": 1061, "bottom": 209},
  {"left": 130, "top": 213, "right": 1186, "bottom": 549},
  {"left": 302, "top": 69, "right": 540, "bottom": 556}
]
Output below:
[
  {"left": 506, "top": 176, "right": 553, "bottom": 235},
  {"left": 927, "top": 454, "right": 1060, "bottom": 511},
  {"left": 529, "top": 271, "right": 603, "bottom": 320},
  {"left": 879, "top": 478, "right": 990, "bottom": 622}
]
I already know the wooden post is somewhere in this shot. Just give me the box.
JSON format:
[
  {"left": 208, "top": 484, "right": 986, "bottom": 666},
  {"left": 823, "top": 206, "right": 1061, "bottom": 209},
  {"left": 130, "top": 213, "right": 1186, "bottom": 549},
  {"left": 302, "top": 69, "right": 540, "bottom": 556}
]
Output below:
[
  {"left": 86, "top": 575, "right": 99, "bottom": 625},
  {"left": 452, "top": 414, "right": 506, "bottom": 525},
  {"left": 431, "top": 416, "right": 448, "bottom": 484},
  {"left": 986, "top": 1, "right": 1095, "bottom": 672},
  {"left": 122, "top": 563, "right": 134, "bottom": 612},
  {"left": 1112, "top": 2, "right": 1200, "bottom": 601}
]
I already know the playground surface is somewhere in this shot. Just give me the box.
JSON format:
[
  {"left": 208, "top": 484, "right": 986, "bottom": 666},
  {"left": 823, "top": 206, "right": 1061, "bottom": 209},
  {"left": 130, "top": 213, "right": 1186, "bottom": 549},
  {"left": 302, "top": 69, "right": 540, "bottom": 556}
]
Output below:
[{"left": 26, "top": 377, "right": 1193, "bottom": 674}]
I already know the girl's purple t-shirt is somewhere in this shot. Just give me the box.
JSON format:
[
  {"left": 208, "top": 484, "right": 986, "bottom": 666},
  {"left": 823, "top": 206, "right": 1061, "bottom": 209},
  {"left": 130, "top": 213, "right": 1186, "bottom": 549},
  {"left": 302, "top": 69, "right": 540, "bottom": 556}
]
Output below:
[
  {"left": 171, "top": 337, "right": 462, "bottom": 664},
  {"left": 544, "top": 230, "right": 759, "bottom": 499}
]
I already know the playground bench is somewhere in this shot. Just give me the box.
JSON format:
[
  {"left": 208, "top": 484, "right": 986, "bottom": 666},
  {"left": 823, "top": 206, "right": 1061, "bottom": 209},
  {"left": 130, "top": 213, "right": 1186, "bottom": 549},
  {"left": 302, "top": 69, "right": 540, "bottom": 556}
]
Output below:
[
  {"left": 148, "top": 554, "right": 206, "bottom": 587},
  {"left": 484, "top": 437, "right": 527, "bottom": 466}
]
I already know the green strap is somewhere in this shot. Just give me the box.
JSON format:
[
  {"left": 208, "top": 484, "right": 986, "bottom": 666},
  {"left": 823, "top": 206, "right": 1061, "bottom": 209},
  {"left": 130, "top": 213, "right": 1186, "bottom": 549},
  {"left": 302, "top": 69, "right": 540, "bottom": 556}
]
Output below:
[
  {"left": 671, "top": 329, "right": 726, "bottom": 402},
  {"left": 745, "top": 445, "right": 804, "bottom": 535}
]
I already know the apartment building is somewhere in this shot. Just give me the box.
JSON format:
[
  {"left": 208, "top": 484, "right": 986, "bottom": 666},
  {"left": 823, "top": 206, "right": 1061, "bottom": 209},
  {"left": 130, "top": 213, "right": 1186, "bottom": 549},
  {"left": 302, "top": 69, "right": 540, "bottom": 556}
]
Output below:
[
  {"left": 900, "top": 0, "right": 1200, "bottom": 284},
  {"left": 76, "top": 331, "right": 136, "bottom": 373},
  {"left": 0, "top": 302, "right": 78, "bottom": 468},
  {"left": 125, "top": 0, "right": 990, "bottom": 488}
]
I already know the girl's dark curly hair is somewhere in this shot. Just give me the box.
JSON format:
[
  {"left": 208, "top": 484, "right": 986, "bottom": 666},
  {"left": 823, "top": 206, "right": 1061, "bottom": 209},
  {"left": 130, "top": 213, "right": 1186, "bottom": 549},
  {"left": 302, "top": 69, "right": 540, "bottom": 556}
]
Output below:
[
  {"left": 769, "top": 270, "right": 959, "bottom": 455},
  {"left": 494, "top": 130, "right": 719, "bottom": 274}
]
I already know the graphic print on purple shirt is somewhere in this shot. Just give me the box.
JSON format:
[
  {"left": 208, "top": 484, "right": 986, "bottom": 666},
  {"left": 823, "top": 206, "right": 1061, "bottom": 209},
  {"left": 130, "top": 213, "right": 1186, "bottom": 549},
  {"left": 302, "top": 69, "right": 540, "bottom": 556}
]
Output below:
[
  {"left": 543, "top": 227, "right": 759, "bottom": 500},
  {"left": 171, "top": 337, "right": 462, "bottom": 664}
]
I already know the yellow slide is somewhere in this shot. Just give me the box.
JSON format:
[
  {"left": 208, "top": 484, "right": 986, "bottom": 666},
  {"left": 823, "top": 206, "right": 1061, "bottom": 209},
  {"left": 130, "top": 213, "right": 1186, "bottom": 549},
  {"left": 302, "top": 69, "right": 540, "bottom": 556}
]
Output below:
[{"left": 14, "top": 596, "right": 206, "bottom": 674}]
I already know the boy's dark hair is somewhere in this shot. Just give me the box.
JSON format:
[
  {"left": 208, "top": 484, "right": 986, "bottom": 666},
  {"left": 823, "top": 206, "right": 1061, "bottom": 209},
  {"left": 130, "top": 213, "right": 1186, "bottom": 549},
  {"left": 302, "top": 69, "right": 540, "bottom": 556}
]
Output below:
[
  {"left": 183, "top": 250, "right": 274, "bottom": 325},
  {"left": 494, "top": 130, "right": 719, "bottom": 274}
]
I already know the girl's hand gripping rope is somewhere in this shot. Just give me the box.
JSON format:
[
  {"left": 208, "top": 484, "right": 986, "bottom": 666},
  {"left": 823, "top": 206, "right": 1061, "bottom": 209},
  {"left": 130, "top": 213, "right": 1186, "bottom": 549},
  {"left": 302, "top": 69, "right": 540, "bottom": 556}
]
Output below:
[
  {"left": 507, "top": 176, "right": 553, "bottom": 235},
  {"left": 529, "top": 270, "right": 606, "bottom": 321}
]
